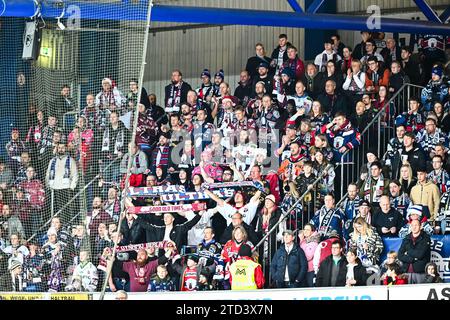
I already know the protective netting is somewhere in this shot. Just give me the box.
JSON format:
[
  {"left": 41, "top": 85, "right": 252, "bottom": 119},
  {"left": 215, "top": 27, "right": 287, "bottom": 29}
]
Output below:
[{"left": 0, "top": 0, "right": 151, "bottom": 292}]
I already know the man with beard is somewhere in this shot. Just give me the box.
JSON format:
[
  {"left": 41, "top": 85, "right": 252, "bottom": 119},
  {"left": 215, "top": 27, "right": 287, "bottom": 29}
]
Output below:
[
  {"left": 212, "top": 70, "right": 225, "bottom": 98},
  {"left": 417, "top": 118, "right": 447, "bottom": 160},
  {"left": 246, "top": 81, "right": 266, "bottom": 119},
  {"left": 339, "top": 183, "right": 361, "bottom": 222},
  {"left": 278, "top": 141, "right": 307, "bottom": 183},
  {"left": 389, "top": 180, "right": 411, "bottom": 220},
  {"left": 113, "top": 247, "right": 172, "bottom": 292},
  {"left": 45, "top": 143, "right": 78, "bottom": 225},
  {"left": 234, "top": 70, "right": 253, "bottom": 107},
  {"left": 252, "top": 62, "right": 273, "bottom": 96},
  {"left": 88, "top": 196, "right": 114, "bottom": 244},
  {"left": 164, "top": 69, "right": 192, "bottom": 114}
]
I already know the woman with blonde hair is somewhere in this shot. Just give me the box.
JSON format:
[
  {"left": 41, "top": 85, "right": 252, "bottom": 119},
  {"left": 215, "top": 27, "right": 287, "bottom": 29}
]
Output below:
[
  {"left": 399, "top": 163, "right": 417, "bottom": 196},
  {"left": 221, "top": 225, "right": 254, "bottom": 266},
  {"left": 348, "top": 217, "right": 383, "bottom": 270}
]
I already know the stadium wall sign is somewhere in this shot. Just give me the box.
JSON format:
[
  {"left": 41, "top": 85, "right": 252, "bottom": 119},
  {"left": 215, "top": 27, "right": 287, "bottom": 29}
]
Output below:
[
  {"left": 388, "top": 283, "right": 450, "bottom": 300},
  {"left": 93, "top": 286, "right": 387, "bottom": 300}
]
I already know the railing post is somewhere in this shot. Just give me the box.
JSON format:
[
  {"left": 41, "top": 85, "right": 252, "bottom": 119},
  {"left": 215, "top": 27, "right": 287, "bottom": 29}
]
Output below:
[
  {"left": 377, "top": 117, "right": 381, "bottom": 157},
  {"left": 51, "top": 189, "right": 54, "bottom": 217}
]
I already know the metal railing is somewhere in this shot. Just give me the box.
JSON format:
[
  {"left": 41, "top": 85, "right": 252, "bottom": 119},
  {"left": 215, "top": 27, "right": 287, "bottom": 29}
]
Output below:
[
  {"left": 252, "top": 164, "right": 333, "bottom": 287},
  {"left": 338, "top": 83, "right": 424, "bottom": 199},
  {"left": 251, "top": 83, "right": 425, "bottom": 287}
]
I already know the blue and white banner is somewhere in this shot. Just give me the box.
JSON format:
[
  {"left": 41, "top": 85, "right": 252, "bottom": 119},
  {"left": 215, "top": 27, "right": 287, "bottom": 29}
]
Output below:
[{"left": 381, "top": 235, "right": 450, "bottom": 283}]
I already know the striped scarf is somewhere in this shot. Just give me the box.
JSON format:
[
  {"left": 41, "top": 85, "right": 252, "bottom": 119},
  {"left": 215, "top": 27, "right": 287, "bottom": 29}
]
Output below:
[{"left": 49, "top": 156, "right": 71, "bottom": 181}]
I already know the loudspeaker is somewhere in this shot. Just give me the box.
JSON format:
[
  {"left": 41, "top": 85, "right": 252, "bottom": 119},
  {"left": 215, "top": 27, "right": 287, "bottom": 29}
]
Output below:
[{"left": 22, "top": 21, "right": 41, "bottom": 60}]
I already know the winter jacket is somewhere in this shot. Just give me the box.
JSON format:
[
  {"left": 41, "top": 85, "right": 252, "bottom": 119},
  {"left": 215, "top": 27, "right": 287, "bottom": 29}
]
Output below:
[
  {"left": 365, "top": 67, "right": 390, "bottom": 93},
  {"left": 321, "top": 120, "right": 361, "bottom": 162},
  {"left": 270, "top": 243, "right": 308, "bottom": 287},
  {"left": 317, "top": 92, "right": 348, "bottom": 117},
  {"left": 234, "top": 82, "right": 253, "bottom": 106},
  {"left": 120, "top": 219, "right": 146, "bottom": 245},
  {"left": 398, "top": 231, "right": 431, "bottom": 274},
  {"left": 421, "top": 79, "right": 448, "bottom": 111},
  {"left": 380, "top": 46, "right": 402, "bottom": 67},
  {"left": 299, "top": 232, "right": 320, "bottom": 272},
  {"left": 395, "top": 111, "right": 426, "bottom": 133},
  {"left": 255, "top": 208, "right": 285, "bottom": 259},
  {"left": 310, "top": 206, "right": 346, "bottom": 239},
  {"left": 315, "top": 255, "right": 348, "bottom": 287},
  {"left": 392, "top": 143, "right": 426, "bottom": 175},
  {"left": 136, "top": 213, "right": 202, "bottom": 250},
  {"left": 164, "top": 81, "right": 192, "bottom": 111},
  {"left": 147, "top": 275, "right": 176, "bottom": 292},
  {"left": 410, "top": 181, "right": 441, "bottom": 221},
  {"left": 281, "top": 57, "right": 305, "bottom": 81},
  {"left": 300, "top": 73, "right": 321, "bottom": 100}
]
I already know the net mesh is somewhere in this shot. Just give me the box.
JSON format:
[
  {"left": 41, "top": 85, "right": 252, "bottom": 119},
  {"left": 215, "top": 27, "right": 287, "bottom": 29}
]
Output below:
[{"left": 0, "top": 0, "right": 151, "bottom": 293}]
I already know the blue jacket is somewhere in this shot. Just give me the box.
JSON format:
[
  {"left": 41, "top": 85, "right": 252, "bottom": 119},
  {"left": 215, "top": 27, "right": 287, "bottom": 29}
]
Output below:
[
  {"left": 310, "top": 207, "right": 346, "bottom": 239},
  {"left": 270, "top": 243, "right": 307, "bottom": 286},
  {"left": 321, "top": 121, "right": 361, "bottom": 163},
  {"left": 421, "top": 80, "right": 448, "bottom": 111}
]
